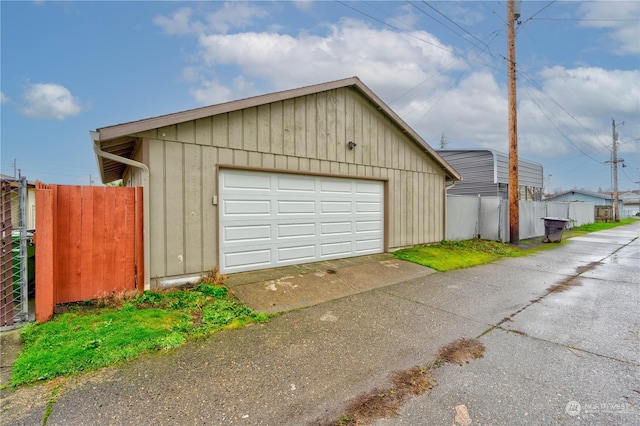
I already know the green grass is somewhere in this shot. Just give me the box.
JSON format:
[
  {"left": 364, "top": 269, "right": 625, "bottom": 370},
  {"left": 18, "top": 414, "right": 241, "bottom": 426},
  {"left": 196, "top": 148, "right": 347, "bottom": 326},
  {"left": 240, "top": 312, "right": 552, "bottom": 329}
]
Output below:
[
  {"left": 393, "top": 239, "right": 530, "bottom": 271},
  {"left": 563, "top": 218, "right": 636, "bottom": 238},
  {"left": 11, "top": 284, "right": 270, "bottom": 387},
  {"left": 394, "top": 218, "right": 638, "bottom": 271}
]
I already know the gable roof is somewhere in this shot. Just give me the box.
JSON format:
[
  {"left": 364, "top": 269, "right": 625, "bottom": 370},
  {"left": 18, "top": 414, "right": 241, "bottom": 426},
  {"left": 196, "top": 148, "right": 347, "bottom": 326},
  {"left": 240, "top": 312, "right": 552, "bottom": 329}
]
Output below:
[
  {"left": 546, "top": 189, "right": 613, "bottom": 201},
  {"left": 92, "top": 76, "right": 460, "bottom": 183}
]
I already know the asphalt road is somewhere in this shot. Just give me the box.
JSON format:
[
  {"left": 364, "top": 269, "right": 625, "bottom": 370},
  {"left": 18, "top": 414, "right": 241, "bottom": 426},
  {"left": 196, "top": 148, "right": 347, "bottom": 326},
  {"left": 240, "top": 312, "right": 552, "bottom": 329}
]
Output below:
[
  {"left": 375, "top": 223, "right": 640, "bottom": 425},
  {"left": 1, "top": 221, "right": 638, "bottom": 425}
]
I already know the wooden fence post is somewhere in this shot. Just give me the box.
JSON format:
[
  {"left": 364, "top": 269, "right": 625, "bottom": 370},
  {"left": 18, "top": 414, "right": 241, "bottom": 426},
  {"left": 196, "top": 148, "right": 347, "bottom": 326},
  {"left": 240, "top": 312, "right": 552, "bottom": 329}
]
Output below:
[{"left": 35, "top": 183, "right": 54, "bottom": 323}]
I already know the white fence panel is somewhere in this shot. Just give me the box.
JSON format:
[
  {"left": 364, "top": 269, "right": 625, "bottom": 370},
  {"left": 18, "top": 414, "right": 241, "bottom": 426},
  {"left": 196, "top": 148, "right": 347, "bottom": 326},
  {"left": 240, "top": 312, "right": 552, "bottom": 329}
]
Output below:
[
  {"left": 545, "top": 202, "right": 570, "bottom": 221},
  {"left": 519, "top": 200, "right": 546, "bottom": 239},
  {"left": 478, "top": 197, "right": 504, "bottom": 242},
  {"left": 446, "top": 196, "right": 596, "bottom": 242},
  {"left": 446, "top": 195, "right": 479, "bottom": 240},
  {"left": 568, "top": 202, "right": 595, "bottom": 226}
]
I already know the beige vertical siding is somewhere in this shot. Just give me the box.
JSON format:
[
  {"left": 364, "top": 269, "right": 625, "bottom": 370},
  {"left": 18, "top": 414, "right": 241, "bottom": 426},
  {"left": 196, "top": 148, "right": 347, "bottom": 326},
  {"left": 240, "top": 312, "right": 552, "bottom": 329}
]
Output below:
[{"left": 137, "top": 86, "right": 446, "bottom": 284}]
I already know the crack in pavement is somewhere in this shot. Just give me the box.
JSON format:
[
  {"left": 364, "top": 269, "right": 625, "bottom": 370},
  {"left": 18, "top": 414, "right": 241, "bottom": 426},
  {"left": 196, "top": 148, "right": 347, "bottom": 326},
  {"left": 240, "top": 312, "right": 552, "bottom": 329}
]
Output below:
[
  {"left": 491, "top": 260, "right": 605, "bottom": 330},
  {"left": 492, "top": 326, "right": 640, "bottom": 367}
]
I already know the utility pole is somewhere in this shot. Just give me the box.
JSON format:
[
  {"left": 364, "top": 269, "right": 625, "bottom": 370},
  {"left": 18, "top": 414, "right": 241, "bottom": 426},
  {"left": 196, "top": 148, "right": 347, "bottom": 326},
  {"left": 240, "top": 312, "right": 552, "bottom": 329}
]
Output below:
[
  {"left": 440, "top": 132, "right": 448, "bottom": 149},
  {"left": 508, "top": 0, "right": 520, "bottom": 244},
  {"left": 609, "top": 119, "right": 623, "bottom": 222}
]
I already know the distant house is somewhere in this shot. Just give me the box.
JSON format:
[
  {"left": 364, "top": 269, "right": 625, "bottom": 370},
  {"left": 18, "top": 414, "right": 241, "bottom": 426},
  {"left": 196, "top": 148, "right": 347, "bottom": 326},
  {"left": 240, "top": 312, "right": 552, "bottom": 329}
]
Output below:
[
  {"left": 619, "top": 191, "right": 640, "bottom": 216},
  {"left": 545, "top": 189, "right": 627, "bottom": 220},
  {"left": 437, "top": 149, "right": 543, "bottom": 201},
  {"left": 546, "top": 189, "right": 623, "bottom": 207}
]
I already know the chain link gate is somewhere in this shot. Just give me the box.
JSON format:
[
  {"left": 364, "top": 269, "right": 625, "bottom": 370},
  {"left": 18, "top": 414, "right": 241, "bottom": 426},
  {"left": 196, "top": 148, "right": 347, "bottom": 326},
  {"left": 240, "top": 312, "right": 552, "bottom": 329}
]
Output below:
[{"left": 1, "top": 176, "right": 31, "bottom": 329}]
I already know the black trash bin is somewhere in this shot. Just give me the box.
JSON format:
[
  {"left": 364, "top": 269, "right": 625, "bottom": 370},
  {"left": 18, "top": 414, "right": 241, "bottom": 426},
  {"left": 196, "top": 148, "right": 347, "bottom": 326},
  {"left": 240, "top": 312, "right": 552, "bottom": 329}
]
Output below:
[{"left": 541, "top": 217, "right": 570, "bottom": 243}]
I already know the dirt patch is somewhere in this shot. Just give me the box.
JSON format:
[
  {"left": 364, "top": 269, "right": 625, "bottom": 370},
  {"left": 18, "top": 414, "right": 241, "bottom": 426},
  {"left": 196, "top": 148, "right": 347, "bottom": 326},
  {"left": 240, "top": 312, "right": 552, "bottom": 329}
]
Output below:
[
  {"left": 437, "top": 338, "right": 485, "bottom": 365},
  {"left": 322, "top": 338, "right": 485, "bottom": 425},
  {"left": 328, "top": 366, "right": 436, "bottom": 425},
  {"left": 514, "top": 237, "right": 546, "bottom": 250},
  {"left": 0, "top": 329, "right": 22, "bottom": 387},
  {"left": 576, "top": 261, "right": 603, "bottom": 275},
  {"left": 546, "top": 276, "right": 581, "bottom": 293}
]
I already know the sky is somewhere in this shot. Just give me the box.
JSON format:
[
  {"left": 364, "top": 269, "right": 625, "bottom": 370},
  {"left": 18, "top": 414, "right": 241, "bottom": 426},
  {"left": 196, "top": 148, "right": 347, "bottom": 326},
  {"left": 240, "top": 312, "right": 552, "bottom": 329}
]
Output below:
[{"left": 1, "top": 1, "right": 639, "bottom": 193}]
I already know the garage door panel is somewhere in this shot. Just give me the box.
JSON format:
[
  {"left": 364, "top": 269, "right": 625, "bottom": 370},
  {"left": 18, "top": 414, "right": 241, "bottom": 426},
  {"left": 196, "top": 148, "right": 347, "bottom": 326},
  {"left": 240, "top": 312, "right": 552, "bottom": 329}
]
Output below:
[
  {"left": 356, "top": 238, "right": 383, "bottom": 252},
  {"left": 321, "top": 221, "right": 352, "bottom": 235},
  {"left": 219, "top": 169, "right": 384, "bottom": 273},
  {"left": 223, "top": 225, "right": 271, "bottom": 243},
  {"left": 277, "top": 175, "right": 316, "bottom": 192},
  {"left": 320, "top": 201, "right": 352, "bottom": 214},
  {"left": 320, "top": 241, "right": 353, "bottom": 257},
  {"left": 277, "top": 200, "right": 315, "bottom": 215},
  {"left": 277, "top": 223, "right": 316, "bottom": 239},
  {"left": 356, "top": 201, "right": 382, "bottom": 213},
  {"left": 356, "top": 181, "right": 383, "bottom": 195},
  {"left": 320, "top": 179, "right": 352, "bottom": 194},
  {"left": 356, "top": 220, "right": 382, "bottom": 233},
  {"left": 223, "top": 199, "right": 271, "bottom": 216},
  {"left": 223, "top": 170, "right": 271, "bottom": 191},
  {"left": 277, "top": 245, "right": 316, "bottom": 262},
  {"left": 223, "top": 249, "right": 272, "bottom": 270}
]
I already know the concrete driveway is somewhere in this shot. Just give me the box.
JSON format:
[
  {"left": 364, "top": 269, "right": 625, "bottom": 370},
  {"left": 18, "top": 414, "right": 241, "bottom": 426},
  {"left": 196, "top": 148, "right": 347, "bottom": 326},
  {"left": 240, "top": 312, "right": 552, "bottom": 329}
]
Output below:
[{"left": 1, "top": 221, "right": 638, "bottom": 425}]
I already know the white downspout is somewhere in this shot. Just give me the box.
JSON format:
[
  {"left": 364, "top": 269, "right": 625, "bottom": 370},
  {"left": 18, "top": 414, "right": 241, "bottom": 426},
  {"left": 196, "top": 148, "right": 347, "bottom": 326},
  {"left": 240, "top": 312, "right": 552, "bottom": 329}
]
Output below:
[
  {"left": 444, "top": 180, "right": 458, "bottom": 241},
  {"left": 91, "top": 132, "right": 151, "bottom": 290}
]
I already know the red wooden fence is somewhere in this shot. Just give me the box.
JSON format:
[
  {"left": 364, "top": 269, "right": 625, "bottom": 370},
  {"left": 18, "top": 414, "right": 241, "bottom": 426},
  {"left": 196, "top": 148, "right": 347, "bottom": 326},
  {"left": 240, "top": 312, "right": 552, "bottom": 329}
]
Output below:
[{"left": 35, "top": 183, "right": 143, "bottom": 322}]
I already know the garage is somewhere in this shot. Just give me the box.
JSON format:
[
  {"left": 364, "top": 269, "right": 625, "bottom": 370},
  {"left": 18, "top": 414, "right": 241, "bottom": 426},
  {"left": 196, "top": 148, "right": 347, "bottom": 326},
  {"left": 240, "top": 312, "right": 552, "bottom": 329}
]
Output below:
[
  {"left": 219, "top": 168, "right": 384, "bottom": 273},
  {"left": 92, "top": 77, "right": 461, "bottom": 289}
]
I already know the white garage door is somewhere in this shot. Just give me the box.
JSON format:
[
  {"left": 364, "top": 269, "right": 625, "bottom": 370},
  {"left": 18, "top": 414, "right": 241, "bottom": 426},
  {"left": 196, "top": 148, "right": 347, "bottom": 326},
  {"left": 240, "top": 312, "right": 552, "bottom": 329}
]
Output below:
[{"left": 219, "top": 169, "right": 384, "bottom": 273}]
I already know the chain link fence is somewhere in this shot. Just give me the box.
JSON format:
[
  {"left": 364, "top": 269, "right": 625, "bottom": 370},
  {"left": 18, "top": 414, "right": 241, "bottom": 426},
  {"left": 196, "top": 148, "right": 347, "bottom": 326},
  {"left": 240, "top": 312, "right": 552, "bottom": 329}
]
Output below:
[{"left": 1, "top": 176, "right": 32, "bottom": 329}]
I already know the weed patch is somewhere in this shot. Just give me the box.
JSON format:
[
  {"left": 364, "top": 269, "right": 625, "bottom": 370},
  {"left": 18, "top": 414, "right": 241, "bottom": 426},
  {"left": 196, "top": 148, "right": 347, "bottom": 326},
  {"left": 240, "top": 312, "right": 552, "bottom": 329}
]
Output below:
[
  {"left": 324, "top": 338, "right": 483, "bottom": 425},
  {"left": 546, "top": 277, "right": 582, "bottom": 293},
  {"left": 11, "top": 281, "right": 270, "bottom": 387},
  {"left": 334, "top": 366, "right": 437, "bottom": 425},
  {"left": 436, "top": 338, "right": 485, "bottom": 365}
]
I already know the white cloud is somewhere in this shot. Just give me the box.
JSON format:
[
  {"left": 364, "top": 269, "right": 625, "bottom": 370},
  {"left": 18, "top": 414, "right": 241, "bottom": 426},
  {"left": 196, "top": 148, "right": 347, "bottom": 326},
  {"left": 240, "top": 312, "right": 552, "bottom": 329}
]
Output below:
[
  {"left": 537, "top": 66, "right": 639, "bottom": 114},
  {"left": 189, "top": 76, "right": 257, "bottom": 105},
  {"left": 402, "top": 71, "right": 508, "bottom": 149},
  {"left": 195, "top": 18, "right": 463, "bottom": 100},
  {"left": 20, "top": 82, "right": 83, "bottom": 120},
  {"left": 578, "top": 1, "right": 640, "bottom": 55},
  {"left": 439, "top": 3, "right": 485, "bottom": 27},
  {"left": 517, "top": 66, "right": 640, "bottom": 158},
  {"left": 292, "top": 1, "right": 314, "bottom": 13},
  {"left": 154, "top": 7, "right": 198, "bottom": 35},
  {"left": 0, "top": 92, "right": 10, "bottom": 104},
  {"left": 156, "top": 3, "right": 638, "bottom": 180},
  {"left": 154, "top": 3, "right": 269, "bottom": 36}
]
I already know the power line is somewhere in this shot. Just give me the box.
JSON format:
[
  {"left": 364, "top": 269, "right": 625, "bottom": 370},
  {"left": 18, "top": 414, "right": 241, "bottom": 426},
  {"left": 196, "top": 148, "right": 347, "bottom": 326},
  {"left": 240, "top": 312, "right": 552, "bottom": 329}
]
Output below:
[
  {"left": 335, "top": 1, "right": 455, "bottom": 55},
  {"left": 521, "top": 85, "right": 605, "bottom": 164},
  {"left": 518, "top": 69, "right": 612, "bottom": 153},
  {"left": 517, "top": 0, "right": 557, "bottom": 31},
  {"left": 418, "top": 1, "right": 496, "bottom": 53},
  {"left": 336, "top": 0, "right": 510, "bottom": 121},
  {"left": 388, "top": 28, "right": 503, "bottom": 106},
  {"left": 338, "top": 0, "right": 629, "bottom": 170},
  {"left": 531, "top": 17, "right": 638, "bottom": 22}
]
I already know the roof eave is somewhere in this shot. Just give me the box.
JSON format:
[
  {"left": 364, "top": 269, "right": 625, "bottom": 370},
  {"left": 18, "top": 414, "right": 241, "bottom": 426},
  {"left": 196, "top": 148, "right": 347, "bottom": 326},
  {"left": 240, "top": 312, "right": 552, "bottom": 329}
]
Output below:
[{"left": 94, "top": 76, "right": 461, "bottom": 181}]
